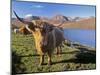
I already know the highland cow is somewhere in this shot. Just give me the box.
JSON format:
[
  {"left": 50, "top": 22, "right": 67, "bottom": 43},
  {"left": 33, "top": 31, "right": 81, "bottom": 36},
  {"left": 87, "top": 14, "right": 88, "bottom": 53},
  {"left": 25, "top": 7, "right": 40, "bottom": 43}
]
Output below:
[{"left": 14, "top": 11, "right": 65, "bottom": 65}]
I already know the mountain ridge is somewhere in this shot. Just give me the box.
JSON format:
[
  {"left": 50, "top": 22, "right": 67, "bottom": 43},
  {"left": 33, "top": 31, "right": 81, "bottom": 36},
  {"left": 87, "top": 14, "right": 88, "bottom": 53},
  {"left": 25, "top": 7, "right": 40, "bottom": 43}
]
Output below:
[{"left": 11, "top": 15, "right": 96, "bottom": 30}]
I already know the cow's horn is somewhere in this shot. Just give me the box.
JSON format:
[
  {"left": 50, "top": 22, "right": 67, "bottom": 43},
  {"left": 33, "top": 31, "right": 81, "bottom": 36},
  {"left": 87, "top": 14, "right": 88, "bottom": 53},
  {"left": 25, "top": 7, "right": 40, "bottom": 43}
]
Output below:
[{"left": 13, "top": 10, "right": 31, "bottom": 24}]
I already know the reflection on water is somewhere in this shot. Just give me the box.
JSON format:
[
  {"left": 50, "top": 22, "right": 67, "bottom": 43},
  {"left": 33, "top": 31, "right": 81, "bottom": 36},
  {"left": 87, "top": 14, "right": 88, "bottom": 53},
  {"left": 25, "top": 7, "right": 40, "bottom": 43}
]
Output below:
[{"left": 64, "top": 29, "right": 95, "bottom": 48}]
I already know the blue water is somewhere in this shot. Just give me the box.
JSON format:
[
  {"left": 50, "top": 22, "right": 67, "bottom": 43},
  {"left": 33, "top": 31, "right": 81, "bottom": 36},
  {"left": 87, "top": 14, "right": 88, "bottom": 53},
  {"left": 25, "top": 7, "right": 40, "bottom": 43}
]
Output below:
[{"left": 64, "top": 29, "right": 96, "bottom": 48}]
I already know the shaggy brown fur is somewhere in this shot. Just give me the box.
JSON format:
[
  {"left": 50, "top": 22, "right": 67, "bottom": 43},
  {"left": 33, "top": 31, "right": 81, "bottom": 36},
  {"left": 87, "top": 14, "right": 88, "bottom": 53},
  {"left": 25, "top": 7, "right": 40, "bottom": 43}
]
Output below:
[
  {"left": 17, "top": 21, "right": 64, "bottom": 65},
  {"left": 14, "top": 11, "right": 65, "bottom": 65},
  {"left": 27, "top": 20, "right": 65, "bottom": 65}
]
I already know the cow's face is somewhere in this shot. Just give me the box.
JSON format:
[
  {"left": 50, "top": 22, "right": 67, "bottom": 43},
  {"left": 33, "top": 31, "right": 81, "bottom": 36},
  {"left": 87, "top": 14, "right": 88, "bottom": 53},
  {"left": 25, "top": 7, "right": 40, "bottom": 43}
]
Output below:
[{"left": 25, "top": 20, "right": 53, "bottom": 47}]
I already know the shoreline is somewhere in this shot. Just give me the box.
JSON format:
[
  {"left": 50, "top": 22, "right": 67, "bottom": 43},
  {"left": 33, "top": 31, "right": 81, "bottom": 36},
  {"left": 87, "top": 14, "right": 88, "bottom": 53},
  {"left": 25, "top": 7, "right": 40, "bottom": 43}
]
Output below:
[
  {"left": 65, "top": 39, "right": 95, "bottom": 49},
  {"left": 62, "top": 27, "right": 96, "bottom": 30}
]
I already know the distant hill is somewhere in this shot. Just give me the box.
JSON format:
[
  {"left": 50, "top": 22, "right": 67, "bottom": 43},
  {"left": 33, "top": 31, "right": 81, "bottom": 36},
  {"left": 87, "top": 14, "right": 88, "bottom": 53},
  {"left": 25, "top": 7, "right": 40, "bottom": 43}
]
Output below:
[
  {"left": 51, "top": 15, "right": 69, "bottom": 22},
  {"left": 11, "top": 15, "right": 96, "bottom": 30},
  {"left": 62, "top": 17, "right": 96, "bottom": 29},
  {"left": 12, "top": 18, "right": 24, "bottom": 29},
  {"left": 72, "top": 17, "right": 83, "bottom": 21},
  {"left": 28, "top": 16, "right": 40, "bottom": 20},
  {"left": 11, "top": 16, "right": 41, "bottom": 29}
]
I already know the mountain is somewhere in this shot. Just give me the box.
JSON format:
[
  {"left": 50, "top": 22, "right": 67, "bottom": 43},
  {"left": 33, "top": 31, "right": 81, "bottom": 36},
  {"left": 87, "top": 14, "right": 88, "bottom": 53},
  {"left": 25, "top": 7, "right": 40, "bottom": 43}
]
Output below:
[
  {"left": 24, "top": 15, "right": 40, "bottom": 21},
  {"left": 62, "top": 17, "right": 96, "bottom": 29},
  {"left": 51, "top": 15, "right": 69, "bottom": 22},
  {"left": 11, "top": 16, "right": 41, "bottom": 29},
  {"left": 11, "top": 15, "right": 96, "bottom": 30},
  {"left": 11, "top": 18, "right": 24, "bottom": 29},
  {"left": 72, "top": 17, "right": 83, "bottom": 21}
]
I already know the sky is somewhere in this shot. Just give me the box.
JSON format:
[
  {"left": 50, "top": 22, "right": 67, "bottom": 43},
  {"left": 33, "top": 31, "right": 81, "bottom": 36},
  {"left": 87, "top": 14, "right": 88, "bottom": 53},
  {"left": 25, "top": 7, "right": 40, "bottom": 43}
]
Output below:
[{"left": 12, "top": 1, "right": 96, "bottom": 18}]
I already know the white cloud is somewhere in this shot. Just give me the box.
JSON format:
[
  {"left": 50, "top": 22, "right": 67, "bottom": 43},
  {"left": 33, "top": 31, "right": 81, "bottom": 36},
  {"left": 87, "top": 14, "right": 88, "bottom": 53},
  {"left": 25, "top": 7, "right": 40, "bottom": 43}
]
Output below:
[
  {"left": 25, "top": 14, "right": 33, "bottom": 18},
  {"left": 24, "top": 14, "right": 33, "bottom": 21},
  {"left": 32, "top": 5, "right": 44, "bottom": 8}
]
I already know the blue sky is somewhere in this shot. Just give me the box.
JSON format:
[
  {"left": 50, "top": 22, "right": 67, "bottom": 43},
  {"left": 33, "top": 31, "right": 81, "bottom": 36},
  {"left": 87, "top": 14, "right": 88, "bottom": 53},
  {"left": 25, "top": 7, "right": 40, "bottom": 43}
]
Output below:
[{"left": 12, "top": 1, "right": 96, "bottom": 18}]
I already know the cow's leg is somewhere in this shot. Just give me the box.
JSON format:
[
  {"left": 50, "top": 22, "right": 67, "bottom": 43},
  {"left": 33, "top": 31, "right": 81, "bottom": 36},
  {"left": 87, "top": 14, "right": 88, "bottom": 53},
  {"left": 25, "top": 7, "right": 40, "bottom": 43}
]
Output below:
[
  {"left": 56, "top": 46, "right": 62, "bottom": 56},
  {"left": 56, "top": 46, "right": 61, "bottom": 54},
  {"left": 59, "top": 45, "right": 62, "bottom": 54},
  {"left": 39, "top": 55, "right": 44, "bottom": 65},
  {"left": 47, "top": 52, "right": 52, "bottom": 65},
  {"left": 59, "top": 46, "right": 62, "bottom": 56},
  {"left": 56, "top": 47, "right": 59, "bottom": 55}
]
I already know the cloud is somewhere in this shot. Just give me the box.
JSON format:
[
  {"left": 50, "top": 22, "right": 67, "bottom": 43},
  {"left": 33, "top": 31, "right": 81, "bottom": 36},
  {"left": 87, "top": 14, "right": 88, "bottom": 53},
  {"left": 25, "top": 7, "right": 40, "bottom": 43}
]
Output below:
[
  {"left": 25, "top": 14, "right": 33, "bottom": 18},
  {"left": 32, "top": 5, "right": 44, "bottom": 8}
]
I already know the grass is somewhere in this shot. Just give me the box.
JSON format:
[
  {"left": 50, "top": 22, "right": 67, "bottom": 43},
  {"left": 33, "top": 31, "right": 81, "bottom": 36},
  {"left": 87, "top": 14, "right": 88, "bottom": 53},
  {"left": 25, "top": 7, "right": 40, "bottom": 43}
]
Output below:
[{"left": 11, "top": 33, "right": 96, "bottom": 74}]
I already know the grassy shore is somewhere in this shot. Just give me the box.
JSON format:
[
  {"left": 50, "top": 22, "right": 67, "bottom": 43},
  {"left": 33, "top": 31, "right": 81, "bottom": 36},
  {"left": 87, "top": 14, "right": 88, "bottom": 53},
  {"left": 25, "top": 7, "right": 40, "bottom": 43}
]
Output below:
[{"left": 12, "top": 33, "right": 96, "bottom": 74}]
